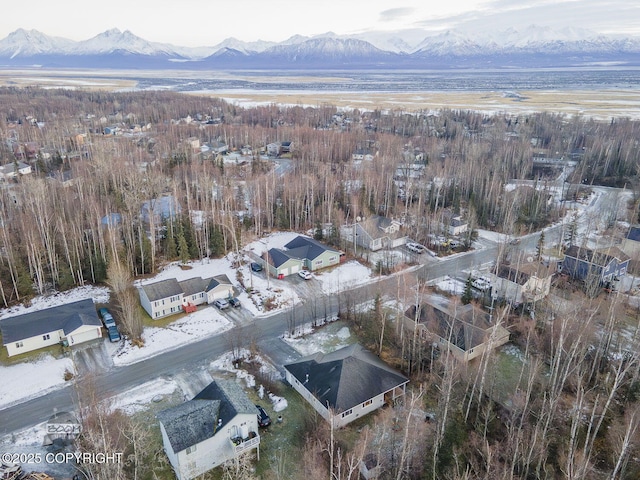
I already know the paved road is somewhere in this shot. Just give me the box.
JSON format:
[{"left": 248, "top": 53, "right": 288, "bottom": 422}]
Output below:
[{"left": 0, "top": 267, "right": 420, "bottom": 436}]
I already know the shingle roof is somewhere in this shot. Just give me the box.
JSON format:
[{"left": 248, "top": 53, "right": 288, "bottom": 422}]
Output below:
[
  {"left": 284, "top": 236, "right": 338, "bottom": 260},
  {"left": 157, "top": 399, "right": 221, "bottom": 453},
  {"left": 205, "top": 274, "right": 232, "bottom": 292},
  {"left": 158, "top": 378, "right": 257, "bottom": 454},
  {"left": 267, "top": 248, "right": 294, "bottom": 268},
  {"left": 139, "top": 278, "right": 182, "bottom": 302},
  {"left": 0, "top": 298, "right": 101, "bottom": 344},
  {"left": 404, "top": 303, "right": 491, "bottom": 351},
  {"left": 284, "top": 344, "right": 408, "bottom": 414},
  {"left": 565, "top": 245, "right": 630, "bottom": 265},
  {"left": 179, "top": 277, "right": 208, "bottom": 296}
]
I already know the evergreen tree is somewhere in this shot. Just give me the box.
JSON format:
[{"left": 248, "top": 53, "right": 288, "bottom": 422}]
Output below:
[
  {"left": 462, "top": 276, "right": 473, "bottom": 305},
  {"left": 536, "top": 230, "right": 545, "bottom": 261}
]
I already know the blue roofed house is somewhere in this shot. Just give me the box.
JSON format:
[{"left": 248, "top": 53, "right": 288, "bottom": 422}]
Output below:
[
  {"left": 0, "top": 298, "right": 102, "bottom": 357},
  {"left": 621, "top": 226, "right": 640, "bottom": 272},
  {"left": 157, "top": 379, "right": 261, "bottom": 480},
  {"left": 284, "top": 344, "right": 409, "bottom": 428},
  {"left": 138, "top": 275, "right": 234, "bottom": 319},
  {"left": 265, "top": 235, "right": 342, "bottom": 278},
  {"left": 562, "top": 245, "right": 630, "bottom": 284}
]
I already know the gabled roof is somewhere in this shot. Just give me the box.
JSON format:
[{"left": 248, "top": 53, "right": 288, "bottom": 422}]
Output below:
[
  {"left": 565, "top": 245, "right": 630, "bottom": 265},
  {"left": 139, "top": 278, "right": 182, "bottom": 302},
  {"left": 284, "top": 235, "right": 339, "bottom": 261},
  {"left": 404, "top": 302, "right": 491, "bottom": 352},
  {"left": 205, "top": 274, "right": 232, "bottom": 292},
  {"left": 497, "top": 263, "right": 553, "bottom": 285},
  {"left": 157, "top": 399, "right": 220, "bottom": 454},
  {"left": 266, "top": 247, "right": 299, "bottom": 268},
  {"left": 179, "top": 277, "right": 209, "bottom": 297},
  {"left": 158, "top": 378, "right": 257, "bottom": 454},
  {"left": 0, "top": 298, "right": 101, "bottom": 344},
  {"left": 284, "top": 344, "right": 408, "bottom": 414}
]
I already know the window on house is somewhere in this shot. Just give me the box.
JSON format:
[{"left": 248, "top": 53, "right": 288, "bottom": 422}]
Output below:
[
  {"left": 341, "top": 409, "right": 353, "bottom": 418},
  {"left": 329, "top": 256, "right": 337, "bottom": 262},
  {"left": 315, "top": 260, "right": 323, "bottom": 266},
  {"left": 186, "top": 445, "right": 197, "bottom": 455},
  {"left": 43, "top": 334, "right": 50, "bottom": 341},
  {"left": 15, "top": 341, "right": 23, "bottom": 348},
  {"left": 362, "top": 399, "right": 373, "bottom": 408}
]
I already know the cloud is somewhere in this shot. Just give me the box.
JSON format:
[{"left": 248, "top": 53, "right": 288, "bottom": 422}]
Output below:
[{"left": 379, "top": 7, "right": 416, "bottom": 22}]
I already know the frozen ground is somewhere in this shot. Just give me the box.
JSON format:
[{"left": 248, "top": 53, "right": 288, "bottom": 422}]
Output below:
[{"left": 283, "top": 320, "right": 355, "bottom": 357}]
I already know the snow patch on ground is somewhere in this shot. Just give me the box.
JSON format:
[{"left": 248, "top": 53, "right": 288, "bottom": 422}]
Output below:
[
  {"left": 269, "top": 392, "right": 288, "bottom": 412},
  {"left": 284, "top": 320, "right": 355, "bottom": 356},
  {"left": 0, "top": 356, "right": 74, "bottom": 409},
  {"left": 112, "top": 308, "right": 233, "bottom": 366},
  {"left": 318, "top": 261, "right": 373, "bottom": 294},
  {"left": 110, "top": 378, "right": 177, "bottom": 415},
  {"left": 435, "top": 276, "right": 466, "bottom": 295}
]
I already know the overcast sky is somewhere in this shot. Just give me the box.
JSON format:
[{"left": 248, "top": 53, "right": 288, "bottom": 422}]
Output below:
[{"left": 2, "top": 0, "right": 639, "bottom": 46}]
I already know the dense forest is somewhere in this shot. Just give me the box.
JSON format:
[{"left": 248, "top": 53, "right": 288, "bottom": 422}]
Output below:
[{"left": 2, "top": 87, "right": 640, "bottom": 479}]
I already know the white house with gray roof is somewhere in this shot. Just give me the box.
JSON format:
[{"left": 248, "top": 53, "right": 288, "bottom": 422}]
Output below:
[
  {"left": 157, "top": 379, "right": 260, "bottom": 480},
  {"left": 138, "top": 274, "right": 234, "bottom": 319},
  {"left": 265, "top": 235, "right": 342, "bottom": 278},
  {"left": 0, "top": 298, "right": 102, "bottom": 357},
  {"left": 284, "top": 344, "right": 409, "bottom": 428}
]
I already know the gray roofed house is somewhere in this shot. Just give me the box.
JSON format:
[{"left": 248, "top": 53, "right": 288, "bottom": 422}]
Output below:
[
  {"left": 348, "top": 215, "right": 407, "bottom": 251},
  {"left": 265, "top": 235, "right": 342, "bottom": 278},
  {"left": 140, "top": 278, "right": 183, "bottom": 303},
  {"left": 403, "top": 300, "right": 510, "bottom": 362},
  {"left": 138, "top": 274, "right": 234, "bottom": 320},
  {"left": 158, "top": 379, "right": 260, "bottom": 480},
  {"left": 284, "top": 344, "right": 408, "bottom": 428},
  {"left": 0, "top": 298, "right": 102, "bottom": 357}
]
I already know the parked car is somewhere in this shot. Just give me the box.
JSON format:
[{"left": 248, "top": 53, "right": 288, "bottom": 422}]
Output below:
[
  {"left": 298, "top": 270, "right": 313, "bottom": 280},
  {"left": 98, "top": 307, "right": 109, "bottom": 319},
  {"left": 102, "top": 312, "right": 116, "bottom": 329},
  {"left": 228, "top": 297, "right": 241, "bottom": 308},
  {"left": 213, "top": 298, "right": 230, "bottom": 310},
  {"left": 107, "top": 325, "right": 121, "bottom": 342},
  {"left": 406, "top": 242, "right": 426, "bottom": 254},
  {"left": 250, "top": 262, "right": 263, "bottom": 272},
  {"left": 256, "top": 405, "right": 271, "bottom": 427}
]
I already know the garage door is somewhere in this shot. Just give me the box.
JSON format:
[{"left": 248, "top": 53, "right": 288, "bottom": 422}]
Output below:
[
  {"left": 68, "top": 328, "right": 100, "bottom": 345},
  {"left": 290, "top": 265, "right": 299, "bottom": 274}
]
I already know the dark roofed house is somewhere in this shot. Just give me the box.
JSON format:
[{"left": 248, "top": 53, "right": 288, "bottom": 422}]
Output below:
[
  {"left": 284, "top": 344, "right": 408, "bottom": 428},
  {"left": 563, "top": 245, "right": 629, "bottom": 284},
  {"left": 158, "top": 379, "right": 260, "bottom": 480},
  {"left": 488, "top": 262, "right": 554, "bottom": 305},
  {"left": 622, "top": 226, "right": 640, "bottom": 272},
  {"left": 349, "top": 215, "right": 407, "bottom": 251},
  {"left": 0, "top": 298, "right": 102, "bottom": 357},
  {"left": 403, "top": 300, "right": 510, "bottom": 362},
  {"left": 265, "top": 235, "right": 342, "bottom": 278}
]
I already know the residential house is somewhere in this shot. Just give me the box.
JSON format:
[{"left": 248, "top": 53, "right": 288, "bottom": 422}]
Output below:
[
  {"left": 0, "top": 161, "right": 32, "bottom": 181},
  {"left": 347, "top": 215, "right": 407, "bottom": 251},
  {"left": 138, "top": 274, "right": 234, "bottom": 319},
  {"left": 403, "top": 301, "right": 510, "bottom": 362},
  {"left": 284, "top": 344, "right": 409, "bottom": 428},
  {"left": 351, "top": 149, "right": 374, "bottom": 162},
  {"left": 562, "top": 245, "right": 630, "bottom": 284},
  {"left": 621, "top": 225, "right": 640, "bottom": 258},
  {"left": 266, "top": 142, "right": 282, "bottom": 157},
  {"left": 487, "top": 262, "right": 554, "bottom": 305},
  {"left": 0, "top": 298, "right": 102, "bottom": 357},
  {"left": 158, "top": 379, "right": 260, "bottom": 480},
  {"left": 439, "top": 212, "right": 468, "bottom": 237},
  {"left": 265, "top": 235, "right": 342, "bottom": 278}
]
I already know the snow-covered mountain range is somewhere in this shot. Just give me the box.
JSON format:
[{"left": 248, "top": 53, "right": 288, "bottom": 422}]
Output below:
[{"left": 0, "top": 26, "right": 639, "bottom": 69}]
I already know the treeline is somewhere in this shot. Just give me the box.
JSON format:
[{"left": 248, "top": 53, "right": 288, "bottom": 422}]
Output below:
[{"left": 0, "top": 88, "right": 639, "bottom": 305}]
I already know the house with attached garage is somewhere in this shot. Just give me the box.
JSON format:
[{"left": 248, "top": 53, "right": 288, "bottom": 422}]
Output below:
[
  {"left": 0, "top": 298, "right": 102, "bottom": 357},
  {"left": 265, "top": 235, "right": 342, "bottom": 278},
  {"left": 345, "top": 215, "right": 407, "bottom": 251},
  {"left": 284, "top": 343, "right": 409, "bottom": 428},
  {"left": 403, "top": 300, "right": 510, "bottom": 363},
  {"left": 157, "top": 379, "right": 261, "bottom": 480},
  {"left": 138, "top": 274, "right": 234, "bottom": 319}
]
